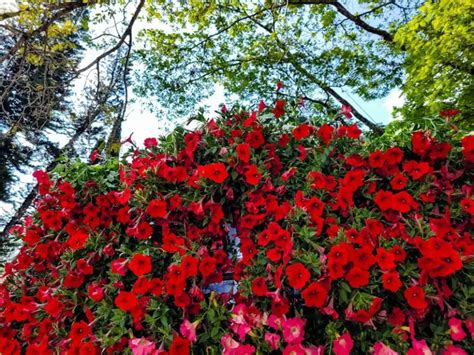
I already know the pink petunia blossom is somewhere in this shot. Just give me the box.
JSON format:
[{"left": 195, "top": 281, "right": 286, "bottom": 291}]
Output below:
[
  {"left": 180, "top": 319, "right": 198, "bottom": 342},
  {"left": 129, "top": 337, "right": 156, "bottom": 355},
  {"left": 264, "top": 332, "right": 280, "bottom": 350},
  {"left": 448, "top": 318, "right": 467, "bottom": 341},
  {"left": 373, "top": 342, "right": 398, "bottom": 355},
  {"left": 282, "top": 317, "right": 306, "bottom": 344},
  {"left": 333, "top": 332, "right": 353, "bottom": 355}
]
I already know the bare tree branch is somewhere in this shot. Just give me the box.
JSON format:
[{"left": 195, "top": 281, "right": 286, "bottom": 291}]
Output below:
[
  {"left": 75, "top": 0, "right": 144, "bottom": 75},
  {"left": 288, "top": 0, "right": 394, "bottom": 42}
]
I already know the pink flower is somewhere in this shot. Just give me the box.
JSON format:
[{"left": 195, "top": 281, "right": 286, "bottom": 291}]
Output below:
[
  {"left": 448, "top": 318, "right": 467, "bottom": 341},
  {"left": 230, "top": 304, "right": 251, "bottom": 340},
  {"left": 465, "top": 319, "right": 474, "bottom": 338},
  {"left": 305, "top": 345, "right": 325, "bottom": 355},
  {"left": 221, "top": 334, "right": 239, "bottom": 354},
  {"left": 129, "top": 337, "right": 156, "bottom": 355},
  {"left": 264, "top": 332, "right": 280, "bottom": 350},
  {"left": 283, "top": 344, "right": 306, "bottom": 355},
  {"left": 374, "top": 342, "right": 398, "bottom": 355},
  {"left": 441, "top": 345, "right": 467, "bottom": 355},
  {"left": 341, "top": 104, "right": 352, "bottom": 118},
  {"left": 180, "top": 319, "right": 198, "bottom": 342},
  {"left": 333, "top": 332, "right": 353, "bottom": 355},
  {"left": 268, "top": 314, "right": 284, "bottom": 330},
  {"left": 407, "top": 339, "right": 433, "bottom": 355},
  {"left": 282, "top": 317, "right": 306, "bottom": 344}
]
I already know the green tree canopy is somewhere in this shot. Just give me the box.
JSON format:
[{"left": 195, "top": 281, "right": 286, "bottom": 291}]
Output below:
[
  {"left": 394, "top": 0, "right": 474, "bottom": 130},
  {"left": 134, "top": 0, "right": 422, "bottom": 132}
]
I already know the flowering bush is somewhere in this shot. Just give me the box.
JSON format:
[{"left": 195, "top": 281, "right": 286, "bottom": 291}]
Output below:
[{"left": 0, "top": 100, "right": 473, "bottom": 354}]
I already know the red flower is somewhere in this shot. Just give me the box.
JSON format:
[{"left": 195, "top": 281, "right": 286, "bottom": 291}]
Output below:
[
  {"left": 318, "top": 124, "right": 334, "bottom": 145},
  {"left": 286, "top": 262, "right": 310, "bottom": 289},
  {"left": 382, "top": 271, "right": 402, "bottom": 292},
  {"left": 341, "top": 104, "right": 352, "bottom": 118},
  {"left": 374, "top": 190, "right": 394, "bottom": 211},
  {"left": 67, "top": 231, "right": 89, "bottom": 250},
  {"left": 169, "top": 335, "right": 190, "bottom": 355},
  {"left": 345, "top": 267, "right": 370, "bottom": 288},
  {"left": 198, "top": 163, "right": 229, "bottom": 184},
  {"left": 251, "top": 277, "right": 268, "bottom": 296},
  {"left": 390, "top": 173, "right": 407, "bottom": 190},
  {"left": 181, "top": 255, "right": 199, "bottom": 278},
  {"left": 69, "top": 321, "right": 91, "bottom": 342},
  {"left": 293, "top": 124, "right": 311, "bottom": 140},
  {"left": 404, "top": 286, "right": 428, "bottom": 309},
  {"left": 403, "top": 161, "right": 431, "bottom": 180},
  {"left": 369, "top": 150, "right": 385, "bottom": 169},
  {"left": 236, "top": 143, "right": 251, "bottom": 163},
  {"left": 146, "top": 199, "right": 168, "bottom": 218},
  {"left": 301, "top": 281, "right": 328, "bottom": 308},
  {"left": 392, "top": 191, "right": 418, "bottom": 213},
  {"left": 461, "top": 198, "right": 474, "bottom": 214},
  {"left": 411, "top": 131, "right": 432, "bottom": 156},
  {"left": 114, "top": 291, "right": 139, "bottom": 312},
  {"left": 245, "top": 130, "right": 265, "bottom": 149},
  {"left": 273, "top": 99, "right": 286, "bottom": 118},
  {"left": 439, "top": 108, "right": 460, "bottom": 118},
  {"left": 199, "top": 256, "right": 217, "bottom": 277},
  {"left": 384, "top": 147, "right": 404, "bottom": 165},
  {"left": 376, "top": 248, "right": 396, "bottom": 271},
  {"left": 429, "top": 142, "right": 451, "bottom": 160},
  {"left": 461, "top": 135, "right": 474, "bottom": 162},
  {"left": 128, "top": 254, "right": 152, "bottom": 277},
  {"left": 245, "top": 165, "right": 262, "bottom": 185},
  {"left": 346, "top": 124, "right": 362, "bottom": 139}
]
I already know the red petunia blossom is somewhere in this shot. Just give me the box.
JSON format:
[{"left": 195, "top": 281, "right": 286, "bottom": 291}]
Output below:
[
  {"left": 245, "top": 130, "right": 265, "bottom": 149},
  {"left": 403, "top": 161, "right": 432, "bottom": 181},
  {"left": 461, "top": 198, "right": 474, "bottom": 214},
  {"left": 197, "top": 163, "right": 229, "bottom": 184},
  {"left": 245, "top": 165, "right": 262, "bottom": 185},
  {"left": 369, "top": 150, "right": 385, "bottom": 169},
  {"left": 404, "top": 286, "right": 428, "bottom": 309},
  {"left": 374, "top": 190, "right": 394, "bottom": 211},
  {"left": 411, "top": 131, "right": 432, "bottom": 156},
  {"left": 181, "top": 255, "right": 199, "bottom": 278},
  {"left": 382, "top": 271, "right": 402, "bottom": 292},
  {"left": 67, "top": 231, "right": 89, "bottom": 250},
  {"left": 286, "top": 262, "right": 310, "bottom": 289},
  {"left": 392, "top": 191, "right": 418, "bottom": 213},
  {"left": 273, "top": 99, "right": 286, "bottom": 118},
  {"left": 429, "top": 142, "right": 451, "bottom": 160},
  {"left": 144, "top": 137, "right": 158, "bottom": 148},
  {"left": 390, "top": 173, "right": 407, "bottom": 190},
  {"left": 384, "top": 147, "right": 404, "bottom": 165},
  {"left": 128, "top": 254, "right": 152, "bottom": 277},
  {"left": 251, "top": 277, "right": 268, "bottom": 296},
  {"left": 146, "top": 199, "right": 168, "bottom": 218},
  {"left": 345, "top": 267, "right": 370, "bottom": 288},
  {"left": 439, "top": 108, "right": 460, "bottom": 118},
  {"left": 318, "top": 124, "right": 335, "bottom": 145},
  {"left": 69, "top": 320, "right": 91, "bottom": 342},
  {"left": 236, "top": 143, "right": 251, "bottom": 163},
  {"left": 114, "top": 291, "right": 139, "bottom": 312},
  {"left": 376, "top": 248, "right": 396, "bottom": 271},
  {"left": 301, "top": 281, "right": 328, "bottom": 308},
  {"left": 346, "top": 124, "right": 362, "bottom": 139},
  {"left": 461, "top": 135, "right": 474, "bottom": 162},
  {"left": 169, "top": 335, "right": 190, "bottom": 355},
  {"left": 341, "top": 104, "right": 352, "bottom": 118},
  {"left": 199, "top": 256, "right": 217, "bottom": 277},
  {"left": 293, "top": 124, "right": 312, "bottom": 140}
]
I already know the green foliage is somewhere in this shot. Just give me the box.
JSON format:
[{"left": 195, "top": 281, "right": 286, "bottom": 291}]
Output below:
[
  {"left": 394, "top": 0, "right": 474, "bottom": 130},
  {"left": 134, "top": 1, "right": 420, "bottom": 119}
]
